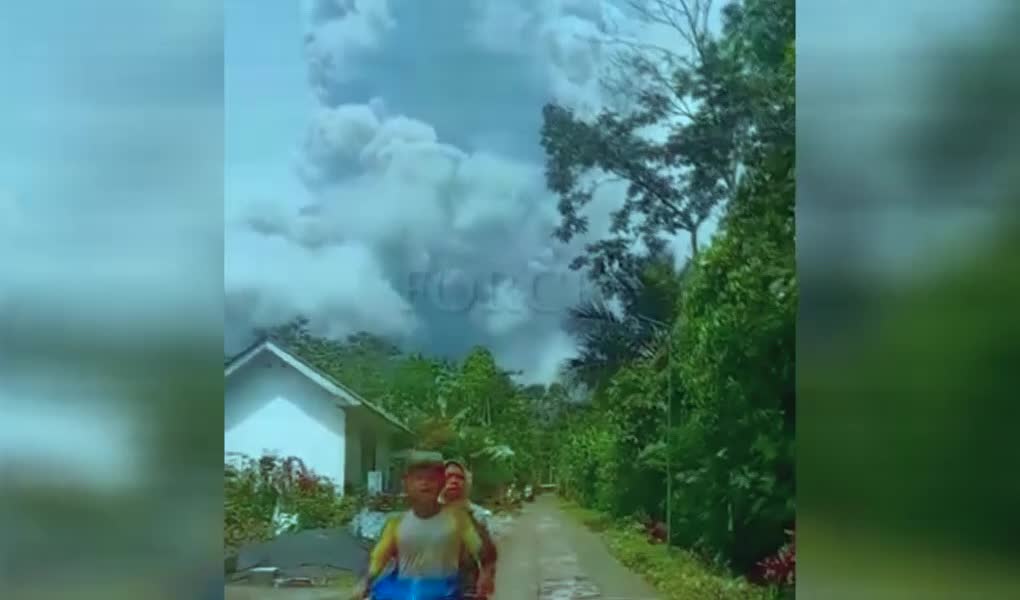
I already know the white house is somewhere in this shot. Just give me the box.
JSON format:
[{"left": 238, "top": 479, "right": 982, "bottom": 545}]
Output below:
[{"left": 225, "top": 337, "right": 409, "bottom": 494}]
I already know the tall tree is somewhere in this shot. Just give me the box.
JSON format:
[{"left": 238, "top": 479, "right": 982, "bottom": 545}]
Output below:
[
  {"left": 540, "top": 0, "right": 793, "bottom": 294},
  {"left": 263, "top": 319, "right": 401, "bottom": 405},
  {"left": 455, "top": 347, "right": 505, "bottom": 426},
  {"left": 562, "top": 249, "right": 682, "bottom": 389}
]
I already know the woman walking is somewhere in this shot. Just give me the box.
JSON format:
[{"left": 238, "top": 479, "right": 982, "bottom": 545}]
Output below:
[{"left": 440, "top": 460, "right": 498, "bottom": 600}]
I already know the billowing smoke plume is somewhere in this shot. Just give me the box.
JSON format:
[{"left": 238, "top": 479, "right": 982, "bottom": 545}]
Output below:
[{"left": 224, "top": 0, "right": 689, "bottom": 381}]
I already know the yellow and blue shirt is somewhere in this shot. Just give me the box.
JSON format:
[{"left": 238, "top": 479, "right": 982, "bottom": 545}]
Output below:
[{"left": 367, "top": 506, "right": 483, "bottom": 581}]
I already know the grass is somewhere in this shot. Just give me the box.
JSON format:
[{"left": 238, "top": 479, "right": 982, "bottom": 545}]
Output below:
[{"left": 559, "top": 499, "right": 787, "bottom": 600}]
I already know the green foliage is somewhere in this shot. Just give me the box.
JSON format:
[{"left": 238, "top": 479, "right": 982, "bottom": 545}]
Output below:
[
  {"left": 555, "top": 410, "right": 618, "bottom": 511},
  {"left": 540, "top": 0, "right": 793, "bottom": 285},
  {"left": 543, "top": 0, "right": 795, "bottom": 583},
  {"left": 258, "top": 5, "right": 797, "bottom": 574},
  {"left": 223, "top": 453, "right": 362, "bottom": 555},
  {"left": 563, "top": 249, "right": 683, "bottom": 390},
  {"left": 602, "top": 359, "right": 669, "bottom": 517},
  {"left": 224, "top": 458, "right": 274, "bottom": 554},
  {"left": 289, "top": 478, "right": 362, "bottom": 531},
  {"left": 662, "top": 4, "right": 796, "bottom": 570},
  {"left": 669, "top": 142, "right": 795, "bottom": 571},
  {"left": 262, "top": 324, "right": 551, "bottom": 498},
  {"left": 406, "top": 346, "right": 541, "bottom": 498},
  {"left": 560, "top": 500, "right": 777, "bottom": 600}
]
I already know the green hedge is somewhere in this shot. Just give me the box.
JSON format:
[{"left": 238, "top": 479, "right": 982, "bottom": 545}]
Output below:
[
  {"left": 224, "top": 453, "right": 362, "bottom": 555},
  {"left": 560, "top": 500, "right": 783, "bottom": 600}
]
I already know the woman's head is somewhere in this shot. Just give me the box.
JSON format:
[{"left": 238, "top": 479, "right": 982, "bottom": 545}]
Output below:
[{"left": 442, "top": 459, "right": 469, "bottom": 502}]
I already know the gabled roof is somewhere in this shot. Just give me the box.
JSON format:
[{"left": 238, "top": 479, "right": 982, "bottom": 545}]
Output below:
[{"left": 225, "top": 337, "right": 410, "bottom": 433}]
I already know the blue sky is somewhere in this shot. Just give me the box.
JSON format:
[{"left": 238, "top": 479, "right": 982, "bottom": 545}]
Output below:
[{"left": 226, "top": 0, "right": 312, "bottom": 211}]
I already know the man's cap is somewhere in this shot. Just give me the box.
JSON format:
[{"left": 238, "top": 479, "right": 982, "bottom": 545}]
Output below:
[{"left": 399, "top": 449, "right": 444, "bottom": 470}]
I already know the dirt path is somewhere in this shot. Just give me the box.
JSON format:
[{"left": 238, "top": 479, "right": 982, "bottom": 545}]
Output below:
[{"left": 493, "top": 495, "right": 659, "bottom": 600}]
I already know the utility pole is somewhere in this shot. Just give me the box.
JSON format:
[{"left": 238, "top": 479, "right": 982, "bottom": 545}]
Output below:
[{"left": 666, "top": 333, "right": 672, "bottom": 552}]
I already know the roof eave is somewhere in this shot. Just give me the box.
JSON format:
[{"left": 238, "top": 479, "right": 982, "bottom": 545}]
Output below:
[{"left": 224, "top": 338, "right": 410, "bottom": 434}]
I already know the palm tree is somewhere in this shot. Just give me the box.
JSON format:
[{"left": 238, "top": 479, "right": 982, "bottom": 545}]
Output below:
[{"left": 562, "top": 249, "right": 685, "bottom": 390}]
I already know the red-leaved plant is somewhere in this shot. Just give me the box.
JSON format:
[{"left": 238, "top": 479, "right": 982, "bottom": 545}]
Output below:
[
  {"left": 639, "top": 517, "right": 668, "bottom": 544},
  {"left": 754, "top": 528, "right": 795, "bottom": 588},
  {"left": 225, "top": 452, "right": 359, "bottom": 553}
]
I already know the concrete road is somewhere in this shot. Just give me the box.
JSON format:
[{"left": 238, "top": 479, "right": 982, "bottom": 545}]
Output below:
[
  {"left": 226, "top": 495, "right": 658, "bottom": 600},
  {"left": 493, "top": 495, "right": 659, "bottom": 600}
]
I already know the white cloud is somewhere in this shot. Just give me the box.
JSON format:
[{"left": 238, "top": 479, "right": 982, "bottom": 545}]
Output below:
[
  {"left": 474, "top": 277, "right": 532, "bottom": 336},
  {"left": 295, "top": 104, "right": 552, "bottom": 254},
  {"left": 228, "top": 91, "right": 586, "bottom": 375},
  {"left": 450, "top": 152, "right": 541, "bottom": 231},
  {"left": 303, "top": 0, "right": 396, "bottom": 99},
  {"left": 299, "top": 103, "right": 381, "bottom": 184},
  {"left": 226, "top": 0, "right": 721, "bottom": 381},
  {"left": 225, "top": 227, "right": 418, "bottom": 340},
  {"left": 503, "top": 328, "right": 579, "bottom": 385},
  {"left": 468, "top": 0, "right": 615, "bottom": 115},
  {"left": 468, "top": 0, "right": 535, "bottom": 55}
]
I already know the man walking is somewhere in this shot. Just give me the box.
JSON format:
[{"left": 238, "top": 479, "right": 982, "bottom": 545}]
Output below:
[{"left": 354, "top": 451, "right": 493, "bottom": 600}]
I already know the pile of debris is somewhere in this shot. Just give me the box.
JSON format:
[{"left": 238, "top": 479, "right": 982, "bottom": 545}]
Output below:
[
  {"left": 349, "top": 507, "right": 396, "bottom": 541},
  {"left": 230, "top": 527, "right": 370, "bottom": 586}
]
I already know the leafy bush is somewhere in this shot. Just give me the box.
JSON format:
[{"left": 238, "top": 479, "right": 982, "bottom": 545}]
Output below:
[
  {"left": 561, "top": 500, "right": 773, "bottom": 600},
  {"left": 365, "top": 492, "right": 401, "bottom": 512},
  {"left": 224, "top": 453, "right": 362, "bottom": 554},
  {"left": 669, "top": 142, "right": 795, "bottom": 572},
  {"left": 540, "top": 0, "right": 795, "bottom": 579},
  {"left": 290, "top": 476, "right": 361, "bottom": 530},
  {"left": 602, "top": 360, "right": 669, "bottom": 518},
  {"left": 751, "top": 528, "right": 795, "bottom": 591},
  {"left": 224, "top": 454, "right": 278, "bottom": 553},
  {"left": 553, "top": 143, "right": 796, "bottom": 567},
  {"left": 554, "top": 416, "right": 617, "bottom": 511}
]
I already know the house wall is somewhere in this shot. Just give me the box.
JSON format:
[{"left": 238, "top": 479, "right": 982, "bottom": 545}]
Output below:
[
  {"left": 225, "top": 351, "right": 347, "bottom": 490},
  {"left": 345, "top": 412, "right": 398, "bottom": 492},
  {"left": 344, "top": 425, "right": 362, "bottom": 489},
  {"left": 376, "top": 434, "right": 392, "bottom": 491}
]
